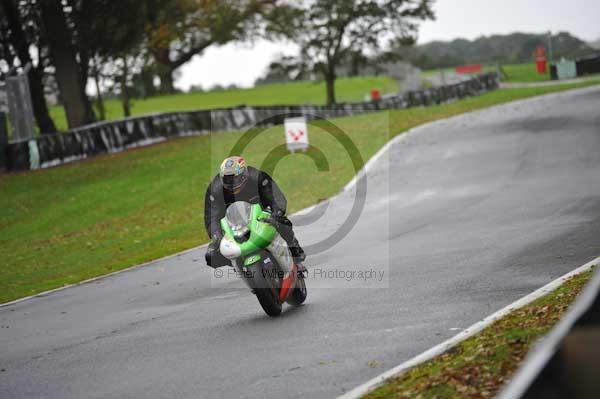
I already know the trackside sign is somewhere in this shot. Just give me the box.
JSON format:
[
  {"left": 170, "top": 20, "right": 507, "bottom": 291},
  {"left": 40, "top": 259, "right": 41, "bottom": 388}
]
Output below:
[{"left": 284, "top": 117, "right": 309, "bottom": 152}]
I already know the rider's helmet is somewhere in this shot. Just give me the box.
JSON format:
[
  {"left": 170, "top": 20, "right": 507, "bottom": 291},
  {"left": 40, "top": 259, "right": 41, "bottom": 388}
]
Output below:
[{"left": 219, "top": 156, "right": 248, "bottom": 194}]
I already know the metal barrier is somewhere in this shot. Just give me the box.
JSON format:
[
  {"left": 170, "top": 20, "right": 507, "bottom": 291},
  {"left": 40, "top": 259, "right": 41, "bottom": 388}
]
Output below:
[
  {"left": 0, "top": 84, "right": 8, "bottom": 170},
  {"left": 498, "top": 263, "right": 600, "bottom": 399},
  {"left": 550, "top": 53, "right": 600, "bottom": 80},
  {"left": 5, "top": 73, "right": 498, "bottom": 171},
  {"left": 5, "top": 64, "right": 36, "bottom": 143},
  {"left": 0, "top": 112, "right": 8, "bottom": 169},
  {"left": 576, "top": 54, "right": 600, "bottom": 77}
]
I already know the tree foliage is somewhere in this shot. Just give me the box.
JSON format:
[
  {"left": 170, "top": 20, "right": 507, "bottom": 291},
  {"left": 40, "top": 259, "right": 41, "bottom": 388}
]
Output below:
[
  {"left": 277, "top": 0, "right": 434, "bottom": 104},
  {"left": 1, "top": 0, "right": 432, "bottom": 132},
  {"left": 401, "top": 32, "right": 596, "bottom": 70},
  {"left": 145, "top": 0, "right": 279, "bottom": 92},
  {"left": 0, "top": 0, "right": 57, "bottom": 133},
  {"left": 0, "top": 0, "right": 283, "bottom": 133}
]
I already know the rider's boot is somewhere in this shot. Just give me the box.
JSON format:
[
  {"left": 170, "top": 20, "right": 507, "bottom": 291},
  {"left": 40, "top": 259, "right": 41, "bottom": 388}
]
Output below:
[{"left": 289, "top": 238, "right": 307, "bottom": 274}]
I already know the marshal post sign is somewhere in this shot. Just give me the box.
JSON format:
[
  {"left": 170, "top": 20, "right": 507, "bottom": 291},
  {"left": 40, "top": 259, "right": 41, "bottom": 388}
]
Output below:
[{"left": 284, "top": 117, "right": 309, "bottom": 152}]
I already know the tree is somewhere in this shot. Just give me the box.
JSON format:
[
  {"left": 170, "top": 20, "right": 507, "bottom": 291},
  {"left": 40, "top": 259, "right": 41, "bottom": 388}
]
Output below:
[
  {"left": 70, "top": 0, "right": 150, "bottom": 119},
  {"left": 38, "top": 0, "right": 96, "bottom": 129},
  {"left": 402, "top": 32, "right": 596, "bottom": 70},
  {"left": 90, "top": 55, "right": 106, "bottom": 120},
  {"left": 256, "top": 53, "right": 310, "bottom": 84},
  {"left": 146, "top": 0, "right": 278, "bottom": 93},
  {"left": 36, "top": 0, "right": 149, "bottom": 129},
  {"left": 282, "top": 0, "right": 434, "bottom": 104},
  {"left": 0, "top": 0, "right": 57, "bottom": 133},
  {"left": 101, "top": 51, "right": 148, "bottom": 117}
]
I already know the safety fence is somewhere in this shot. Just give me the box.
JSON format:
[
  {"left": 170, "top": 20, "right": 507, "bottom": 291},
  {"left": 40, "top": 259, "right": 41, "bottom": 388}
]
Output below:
[
  {"left": 4, "top": 72, "right": 498, "bottom": 171},
  {"left": 550, "top": 53, "right": 600, "bottom": 80}
]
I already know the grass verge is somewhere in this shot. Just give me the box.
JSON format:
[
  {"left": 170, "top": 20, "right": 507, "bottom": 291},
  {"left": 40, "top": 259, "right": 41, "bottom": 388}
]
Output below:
[
  {"left": 1, "top": 79, "right": 599, "bottom": 304},
  {"left": 422, "top": 63, "right": 600, "bottom": 84},
  {"left": 49, "top": 76, "right": 398, "bottom": 132},
  {"left": 500, "top": 63, "right": 550, "bottom": 83},
  {"left": 421, "top": 63, "right": 551, "bottom": 83},
  {"left": 364, "top": 268, "right": 595, "bottom": 399}
]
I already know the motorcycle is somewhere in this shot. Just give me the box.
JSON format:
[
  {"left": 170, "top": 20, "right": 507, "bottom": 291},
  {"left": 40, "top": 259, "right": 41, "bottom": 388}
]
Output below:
[{"left": 219, "top": 201, "right": 307, "bottom": 316}]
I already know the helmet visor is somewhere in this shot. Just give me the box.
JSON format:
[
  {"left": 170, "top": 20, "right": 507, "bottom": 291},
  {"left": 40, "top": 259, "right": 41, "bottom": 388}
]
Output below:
[{"left": 222, "top": 174, "right": 247, "bottom": 192}]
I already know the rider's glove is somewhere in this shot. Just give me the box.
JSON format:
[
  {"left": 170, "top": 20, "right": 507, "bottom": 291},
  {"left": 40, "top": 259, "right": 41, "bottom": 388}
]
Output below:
[
  {"left": 205, "top": 232, "right": 224, "bottom": 268},
  {"left": 260, "top": 214, "right": 279, "bottom": 228}
]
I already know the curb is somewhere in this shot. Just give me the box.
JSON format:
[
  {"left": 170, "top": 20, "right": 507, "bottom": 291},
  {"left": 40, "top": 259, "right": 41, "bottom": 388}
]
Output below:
[{"left": 337, "top": 256, "right": 600, "bottom": 399}]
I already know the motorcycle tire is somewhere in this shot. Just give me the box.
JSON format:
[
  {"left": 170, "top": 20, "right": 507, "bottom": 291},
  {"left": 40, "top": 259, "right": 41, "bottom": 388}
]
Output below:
[
  {"left": 286, "top": 273, "right": 307, "bottom": 306},
  {"left": 253, "top": 263, "right": 282, "bottom": 317}
]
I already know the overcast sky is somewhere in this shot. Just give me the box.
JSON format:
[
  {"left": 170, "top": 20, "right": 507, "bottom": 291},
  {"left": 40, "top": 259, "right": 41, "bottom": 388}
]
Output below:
[{"left": 176, "top": 0, "right": 600, "bottom": 91}]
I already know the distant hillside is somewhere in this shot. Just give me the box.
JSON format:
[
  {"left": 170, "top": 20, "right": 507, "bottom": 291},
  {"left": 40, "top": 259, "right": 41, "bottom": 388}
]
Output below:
[
  {"left": 401, "top": 32, "right": 596, "bottom": 69},
  {"left": 590, "top": 39, "right": 600, "bottom": 49}
]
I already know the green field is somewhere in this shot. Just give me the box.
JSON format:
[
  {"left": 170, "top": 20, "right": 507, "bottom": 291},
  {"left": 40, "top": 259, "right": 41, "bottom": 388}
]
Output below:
[
  {"left": 499, "top": 63, "right": 600, "bottom": 83},
  {"left": 47, "top": 66, "right": 580, "bottom": 133},
  {"left": 49, "top": 76, "right": 399, "bottom": 132},
  {"left": 422, "top": 63, "right": 552, "bottom": 83},
  {"left": 500, "top": 63, "right": 550, "bottom": 82},
  {"left": 2, "top": 80, "right": 599, "bottom": 303}
]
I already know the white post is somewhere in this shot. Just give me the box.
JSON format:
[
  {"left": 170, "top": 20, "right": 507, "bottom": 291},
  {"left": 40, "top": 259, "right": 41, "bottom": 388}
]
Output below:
[{"left": 547, "top": 30, "right": 554, "bottom": 64}]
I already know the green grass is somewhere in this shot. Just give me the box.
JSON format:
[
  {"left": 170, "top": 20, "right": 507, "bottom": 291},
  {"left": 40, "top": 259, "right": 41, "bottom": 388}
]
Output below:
[
  {"left": 422, "top": 63, "right": 551, "bottom": 83},
  {"left": 500, "top": 63, "right": 550, "bottom": 82},
  {"left": 364, "top": 269, "right": 595, "bottom": 399},
  {"left": 1, "top": 79, "right": 599, "bottom": 303},
  {"left": 49, "top": 76, "right": 399, "bottom": 131}
]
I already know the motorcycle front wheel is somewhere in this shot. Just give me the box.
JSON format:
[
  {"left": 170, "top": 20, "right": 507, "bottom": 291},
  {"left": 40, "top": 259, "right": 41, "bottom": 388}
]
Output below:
[
  {"left": 252, "top": 261, "right": 282, "bottom": 317},
  {"left": 286, "top": 273, "right": 307, "bottom": 306}
]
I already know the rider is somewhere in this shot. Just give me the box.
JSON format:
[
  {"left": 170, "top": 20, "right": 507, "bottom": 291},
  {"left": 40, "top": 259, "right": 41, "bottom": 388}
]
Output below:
[{"left": 204, "top": 156, "right": 306, "bottom": 271}]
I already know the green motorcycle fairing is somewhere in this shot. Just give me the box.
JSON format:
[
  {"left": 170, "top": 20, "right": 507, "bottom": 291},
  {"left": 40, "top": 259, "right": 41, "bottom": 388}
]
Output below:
[{"left": 220, "top": 203, "right": 277, "bottom": 263}]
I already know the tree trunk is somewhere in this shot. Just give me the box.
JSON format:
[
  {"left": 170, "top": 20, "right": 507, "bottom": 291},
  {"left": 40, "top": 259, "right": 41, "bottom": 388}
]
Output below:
[
  {"left": 27, "top": 65, "right": 57, "bottom": 134},
  {"left": 139, "top": 67, "right": 158, "bottom": 98},
  {"left": 120, "top": 58, "right": 131, "bottom": 117},
  {"left": 39, "top": 1, "right": 95, "bottom": 129},
  {"left": 92, "top": 58, "right": 105, "bottom": 120},
  {"left": 78, "top": 52, "right": 95, "bottom": 121},
  {"left": 325, "top": 74, "right": 336, "bottom": 105},
  {"left": 0, "top": 0, "right": 57, "bottom": 134},
  {"left": 157, "top": 65, "right": 175, "bottom": 94},
  {"left": 151, "top": 48, "right": 176, "bottom": 94}
]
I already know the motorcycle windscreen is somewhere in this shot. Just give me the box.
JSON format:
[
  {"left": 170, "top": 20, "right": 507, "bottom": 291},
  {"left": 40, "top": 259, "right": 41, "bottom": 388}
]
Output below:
[{"left": 225, "top": 201, "right": 252, "bottom": 237}]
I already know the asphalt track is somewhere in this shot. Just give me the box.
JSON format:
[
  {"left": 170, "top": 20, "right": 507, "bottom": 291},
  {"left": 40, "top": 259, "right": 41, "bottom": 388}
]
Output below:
[{"left": 1, "top": 86, "right": 600, "bottom": 398}]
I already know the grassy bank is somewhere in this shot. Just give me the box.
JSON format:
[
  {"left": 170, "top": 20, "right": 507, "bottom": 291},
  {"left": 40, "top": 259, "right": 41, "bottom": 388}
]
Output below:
[
  {"left": 47, "top": 65, "right": 588, "bottom": 133},
  {"left": 364, "top": 268, "right": 595, "bottom": 399},
  {"left": 421, "top": 63, "right": 595, "bottom": 83},
  {"left": 1, "top": 79, "right": 599, "bottom": 304},
  {"left": 421, "top": 63, "right": 550, "bottom": 83},
  {"left": 501, "top": 63, "right": 550, "bottom": 82},
  {"left": 49, "top": 76, "right": 398, "bottom": 131}
]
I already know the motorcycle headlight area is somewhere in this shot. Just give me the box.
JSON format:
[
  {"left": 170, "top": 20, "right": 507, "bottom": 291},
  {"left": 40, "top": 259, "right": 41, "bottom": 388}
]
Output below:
[{"left": 225, "top": 201, "right": 252, "bottom": 238}]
